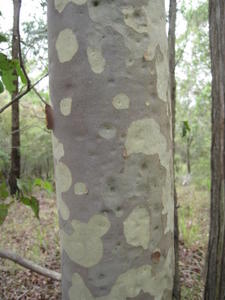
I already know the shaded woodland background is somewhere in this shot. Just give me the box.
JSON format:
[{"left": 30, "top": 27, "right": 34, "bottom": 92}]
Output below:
[{"left": 0, "top": 0, "right": 211, "bottom": 299}]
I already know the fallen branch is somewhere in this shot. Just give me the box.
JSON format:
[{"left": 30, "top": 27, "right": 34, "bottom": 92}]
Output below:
[
  {"left": 0, "top": 249, "right": 61, "bottom": 281},
  {"left": 0, "top": 73, "right": 48, "bottom": 114}
]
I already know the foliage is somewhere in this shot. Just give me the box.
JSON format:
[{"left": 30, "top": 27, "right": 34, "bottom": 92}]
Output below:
[
  {"left": 175, "top": 0, "right": 211, "bottom": 189},
  {"left": 0, "top": 175, "right": 54, "bottom": 224}
]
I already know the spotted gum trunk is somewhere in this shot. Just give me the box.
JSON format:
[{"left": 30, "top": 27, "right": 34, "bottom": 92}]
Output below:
[{"left": 48, "top": 1, "right": 174, "bottom": 299}]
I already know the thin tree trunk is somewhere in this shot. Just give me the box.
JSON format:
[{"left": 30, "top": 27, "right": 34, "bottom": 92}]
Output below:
[
  {"left": 186, "top": 136, "right": 191, "bottom": 175},
  {"left": 48, "top": 1, "right": 174, "bottom": 299},
  {"left": 168, "top": 0, "right": 180, "bottom": 299},
  {"left": 204, "top": 0, "right": 225, "bottom": 299},
  {"left": 9, "top": 0, "right": 21, "bottom": 195}
]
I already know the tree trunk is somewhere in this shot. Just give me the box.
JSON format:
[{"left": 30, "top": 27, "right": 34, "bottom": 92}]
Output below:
[
  {"left": 186, "top": 136, "right": 191, "bottom": 175},
  {"left": 204, "top": 0, "right": 225, "bottom": 299},
  {"left": 168, "top": 0, "right": 180, "bottom": 299},
  {"left": 48, "top": 1, "right": 174, "bottom": 299},
  {"left": 9, "top": 0, "right": 21, "bottom": 195}
]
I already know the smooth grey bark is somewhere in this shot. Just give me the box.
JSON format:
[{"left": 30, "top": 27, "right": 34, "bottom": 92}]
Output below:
[
  {"left": 48, "top": 1, "right": 174, "bottom": 299},
  {"left": 168, "top": 0, "right": 180, "bottom": 299},
  {"left": 9, "top": 0, "right": 21, "bottom": 195},
  {"left": 204, "top": 0, "right": 225, "bottom": 299}
]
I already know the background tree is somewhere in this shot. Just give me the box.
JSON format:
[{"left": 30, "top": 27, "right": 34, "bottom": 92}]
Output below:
[
  {"left": 175, "top": 0, "right": 211, "bottom": 189},
  {"left": 204, "top": 0, "right": 225, "bottom": 299},
  {"left": 168, "top": 0, "right": 180, "bottom": 299},
  {"left": 48, "top": 0, "right": 174, "bottom": 299},
  {"left": 9, "top": 0, "right": 22, "bottom": 194}
]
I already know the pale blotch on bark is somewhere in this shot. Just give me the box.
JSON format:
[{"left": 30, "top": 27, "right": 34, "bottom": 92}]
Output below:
[
  {"left": 123, "top": 206, "right": 150, "bottom": 250},
  {"left": 55, "top": 162, "right": 72, "bottom": 220},
  {"left": 112, "top": 94, "right": 130, "bottom": 110},
  {"left": 125, "top": 119, "right": 169, "bottom": 170},
  {"left": 155, "top": 55, "right": 168, "bottom": 104},
  {"left": 56, "top": 29, "right": 78, "bottom": 63},
  {"left": 52, "top": 134, "right": 64, "bottom": 162},
  {"left": 52, "top": 136, "right": 69, "bottom": 219},
  {"left": 68, "top": 248, "right": 174, "bottom": 300},
  {"left": 61, "top": 215, "right": 110, "bottom": 268},
  {"left": 87, "top": 3, "right": 168, "bottom": 102},
  {"left": 60, "top": 97, "right": 72, "bottom": 116},
  {"left": 74, "top": 182, "right": 88, "bottom": 195},
  {"left": 145, "top": 101, "right": 150, "bottom": 107},
  {"left": 55, "top": 0, "right": 87, "bottom": 13},
  {"left": 57, "top": 190, "right": 70, "bottom": 221},
  {"left": 87, "top": 47, "right": 106, "bottom": 74},
  {"left": 98, "top": 123, "right": 117, "bottom": 140},
  {"left": 125, "top": 119, "right": 173, "bottom": 234},
  {"left": 122, "top": 6, "right": 148, "bottom": 34},
  {"left": 122, "top": 3, "right": 168, "bottom": 103}
]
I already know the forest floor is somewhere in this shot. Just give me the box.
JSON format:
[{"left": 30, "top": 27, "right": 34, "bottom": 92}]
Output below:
[{"left": 0, "top": 185, "right": 209, "bottom": 300}]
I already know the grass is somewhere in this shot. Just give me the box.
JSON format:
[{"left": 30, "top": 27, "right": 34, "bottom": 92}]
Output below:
[
  {"left": 177, "top": 185, "right": 210, "bottom": 247},
  {"left": 177, "top": 184, "right": 210, "bottom": 299}
]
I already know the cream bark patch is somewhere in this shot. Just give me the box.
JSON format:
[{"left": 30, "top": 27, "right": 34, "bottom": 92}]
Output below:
[
  {"left": 112, "top": 94, "right": 130, "bottom": 110},
  {"left": 55, "top": 162, "right": 72, "bottom": 220},
  {"left": 54, "top": 0, "right": 68, "bottom": 12},
  {"left": 123, "top": 207, "right": 150, "bottom": 249},
  {"left": 60, "top": 97, "right": 72, "bottom": 116},
  {"left": 87, "top": 47, "right": 105, "bottom": 74},
  {"left": 61, "top": 215, "right": 110, "bottom": 267},
  {"left": 69, "top": 248, "right": 174, "bottom": 299},
  {"left": 122, "top": 6, "right": 148, "bottom": 33},
  {"left": 57, "top": 190, "right": 70, "bottom": 220},
  {"left": 55, "top": 0, "right": 87, "bottom": 13},
  {"left": 125, "top": 118, "right": 169, "bottom": 170},
  {"left": 74, "top": 182, "right": 88, "bottom": 195},
  {"left": 52, "top": 134, "right": 64, "bottom": 162},
  {"left": 56, "top": 29, "right": 78, "bottom": 63},
  {"left": 98, "top": 123, "right": 117, "bottom": 140},
  {"left": 55, "top": 162, "right": 72, "bottom": 192}
]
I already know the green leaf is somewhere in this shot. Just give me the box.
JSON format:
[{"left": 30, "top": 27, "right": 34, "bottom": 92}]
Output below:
[
  {"left": 0, "top": 80, "right": 4, "bottom": 93},
  {"left": 182, "top": 120, "right": 191, "bottom": 137},
  {"left": 0, "top": 204, "right": 8, "bottom": 225},
  {"left": 2, "top": 69, "right": 17, "bottom": 94},
  {"left": 20, "top": 196, "right": 39, "bottom": 219},
  {"left": 33, "top": 178, "right": 42, "bottom": 187},
  {"left": 43, "top": 181, "right": 53, "bottom": 195},
  {"left": 0, "top": 33, "right": 7, "bottom": 43},
  {"left": 0, "top": 53, "right": 14, "bottom": 71},
  {"left": 0, "top": 182, "right": 9, "bottom": 200}
]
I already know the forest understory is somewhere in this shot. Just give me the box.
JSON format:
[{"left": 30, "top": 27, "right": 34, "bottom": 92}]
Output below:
[{"left": 0, "top": 185, "right": 208, "bottom": 300}]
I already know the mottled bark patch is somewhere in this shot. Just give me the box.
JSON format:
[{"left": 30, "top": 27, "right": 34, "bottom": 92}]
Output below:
[
  {"left": 87, "top": 47, "right": 106, "bottom": 74},
  {"left": 68, "top": 248, "right": 174, "bottom": 300},
  {"left": 61, "top": 215, "right": 110, "bottom": 267},
  {"left": 123, "top": 206, "right": 150, "bottom": 249},
  {"left": 74, "top": 182, "right": 88, "bottom": 195},
  {"left": 112, "top": 94, "right": 130, "bottom": 110},
  {"left": 56, "top": 29, "right": 78, "bottom": 63},
  {"left": 55, "top": 162, "right": 72, "bottom": 220},
  {"left": 52, "top": 134, "right": 64, "bottom": 162},
  {"left": 98, "top": 123, "right": 117, "bottom": 140},
  {"left": 55, "top": 0, "right": 87, "bottom": 13},
  {"left": 60, "top": 97, "right": 72, "bottom": 116},
  {"left": 125, "top": 118, "right": 169, "bottom": 170}
]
